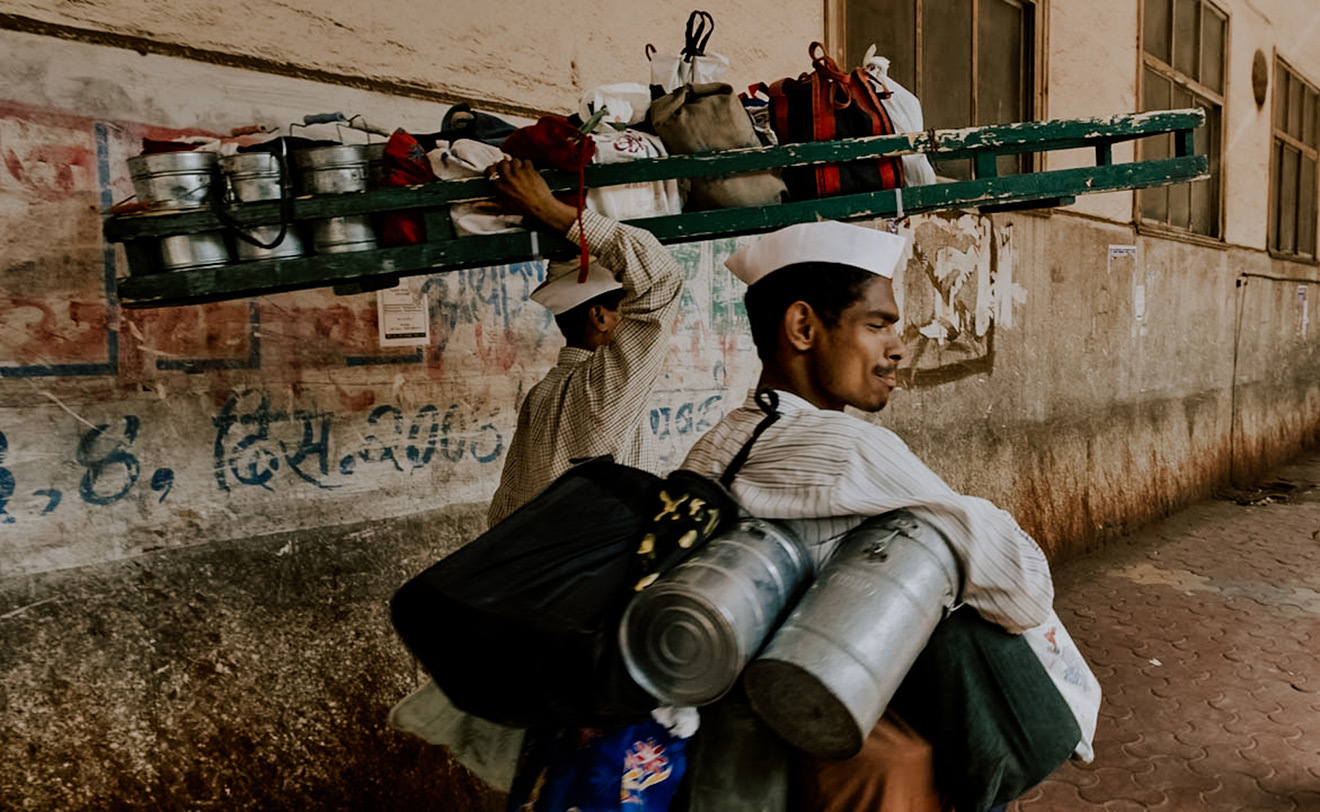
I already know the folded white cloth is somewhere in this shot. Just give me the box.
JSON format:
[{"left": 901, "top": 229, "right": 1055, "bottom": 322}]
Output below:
[{"left": 428, "top": 140, "right": 525, "bottom": 236}]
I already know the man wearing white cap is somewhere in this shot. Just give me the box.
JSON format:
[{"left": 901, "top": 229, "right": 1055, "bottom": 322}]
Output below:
[
  {"left": 388, "top": 158, "right": 686, "bottom": 797},
  {"left": 485, "top": 157, "right": 683, "bottom": 526},
  {"left": 681, "top": 221, "right": 1092, "bottom": 810}
]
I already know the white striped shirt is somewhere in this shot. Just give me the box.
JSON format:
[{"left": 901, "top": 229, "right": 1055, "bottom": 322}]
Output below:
[
  {"left": 487, "top": 210, "right": 683, "bottom": 526},
  {"left": 680, "top": 390, "right": 1055, "bottom": 633}
]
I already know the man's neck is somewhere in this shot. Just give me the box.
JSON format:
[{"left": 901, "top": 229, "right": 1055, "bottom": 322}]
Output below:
[{"left": 756, "top": 368, "right": 841, "bottom": 411}]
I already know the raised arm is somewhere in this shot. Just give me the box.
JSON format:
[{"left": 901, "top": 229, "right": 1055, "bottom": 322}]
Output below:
[{"left": 489, "top": 158, "right": 683, "bottom": 428}]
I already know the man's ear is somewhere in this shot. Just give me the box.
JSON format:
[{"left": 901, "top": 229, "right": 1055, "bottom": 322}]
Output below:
[
  {"left": 782, "top": 300, "right": 818, "bottom": 353},
  {"left": 588, "top": 304, "right": 608, "bottom": 331}
]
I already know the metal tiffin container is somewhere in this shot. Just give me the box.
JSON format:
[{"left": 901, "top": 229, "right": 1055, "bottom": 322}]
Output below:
[
  {"left": 127, "top": 150, "right": 218, "bottom": 210},
  {"left": 294, "top": 144, "right": 370, "bottom": 194},
  {"left": 222, "top": 151, "right": 286, "bottom": 203},
  {"left": 293, "top": 144, "right": 377, "bottom": 254},
  {"left": 220, "top": 152, "right": 305, "bottom": 262},
  {"left": 619, "top": 518, "right": 812, "bottom": 706},
  {"left": 743, "top": 510, "right": 959, "bottom": 760},
  {"left": 156, "top": 232, "right": 230, "bottom": 272}
]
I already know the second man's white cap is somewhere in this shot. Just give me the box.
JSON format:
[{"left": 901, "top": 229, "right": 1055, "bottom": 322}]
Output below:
[
  {"left": 529, "top": 258, "right": 625, "bottom": 315},
  {"left": 725, "top": 221, "right": 907, "bottom": 287}
]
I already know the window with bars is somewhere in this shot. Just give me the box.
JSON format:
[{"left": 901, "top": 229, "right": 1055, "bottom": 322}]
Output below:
[
  {"left": 840, "top": 0, "right": 1038, "bottom": 179},
  {"left": 1139, "top": 0, "right": 1226, "bottom": 237},
  {"left": 1269, "top": 59, "right": 1319, "bottom": 259}
]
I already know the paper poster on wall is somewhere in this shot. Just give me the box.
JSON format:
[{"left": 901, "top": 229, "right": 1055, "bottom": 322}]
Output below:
[
  {"left": 378, "top": 276, "right": 431, "bottom": 347},
  {"left": 1108, "top": 245, "right": 1143, "bottom": 329}
]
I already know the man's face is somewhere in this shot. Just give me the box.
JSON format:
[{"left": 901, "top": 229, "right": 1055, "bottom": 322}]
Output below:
[{"left": 808, "top": 276, "right": 905, "bottom": 412}]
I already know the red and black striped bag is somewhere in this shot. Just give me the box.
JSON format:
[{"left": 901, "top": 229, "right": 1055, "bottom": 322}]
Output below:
[{"left": 766, "top": 42, "right": 904, "bottom": 200}]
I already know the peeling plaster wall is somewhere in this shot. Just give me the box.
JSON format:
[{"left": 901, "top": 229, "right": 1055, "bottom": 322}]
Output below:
[
  {"left": 2, "top": 1, "right": 1320, "bottom": 808},
  {"left": 0, "top": 0, "right": 819, "bottom": 117}
]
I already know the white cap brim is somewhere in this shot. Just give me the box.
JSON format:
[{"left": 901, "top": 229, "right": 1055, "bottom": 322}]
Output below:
[
  {"left": 725, "top": 221, "right": 907, "bottom": 286},
  {"left": 529, "top": 258, "right": 624, "bottom": 315}
]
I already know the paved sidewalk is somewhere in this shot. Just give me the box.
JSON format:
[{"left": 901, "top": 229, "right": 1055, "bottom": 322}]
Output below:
[{"left": 1011, "top": 450, "right": 1320, "bottom": 811}]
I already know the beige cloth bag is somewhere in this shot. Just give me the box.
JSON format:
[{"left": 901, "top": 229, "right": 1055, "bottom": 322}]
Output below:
[{"left": 650, "top": 82, "right": 787, "bottom": 211}]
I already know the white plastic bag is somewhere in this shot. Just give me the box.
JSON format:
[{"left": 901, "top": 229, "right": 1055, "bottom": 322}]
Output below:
[
  {"left": 427, "top": 139, "right": 524, "bottom": 236},
  {"left": 862, "top": 45, "right": 937, "bottom": 187},
  {"left": 585, "top": 129, "right": 682, "bottom": 221},
  {"left": 1022, "top": 609, "right": 1102, "bottom": 762},
  {"left": 647, "top": 11, "right": 730, "bottom": 94},
  {"left": 580, "top": 83, "right": 652, "bottom": 128}
]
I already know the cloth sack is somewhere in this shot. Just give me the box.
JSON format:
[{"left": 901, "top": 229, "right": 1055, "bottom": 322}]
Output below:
[
  {"left": 1022, "top": 609, "right": 1101, "bottom": 762},
  {"left": 650, "top": 82, "right": 787, "bottom": 211},
  {"left": 861, "top": 46, "right": 937, "bottom": 187},
  {"left": 647, "top": 10, "right": 730, "bottom": 95},
  {"left": 439, "top": 102, "right": 517, "bottom": 147},
  {"left": 887, "top": 607, "right": 1083, "bottom": 812},
  {"left": 427, "top": 139, "right": 524, "bottom": 236},
  {"left": 766, "top": 42, "right": 904, "bottom": 201},
  {"left": 581, "top": 83, "right": 654, "bottom": 129},
  {"left": 585, "top": 128, "right": 683, "bottom": 221}
]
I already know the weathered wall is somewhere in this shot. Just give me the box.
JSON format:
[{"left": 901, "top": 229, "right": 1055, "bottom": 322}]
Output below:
[
  {"left": 2, "top": 0, "right": 1320, "bottom": 808},
  {"left": 0, "top": 0, "right": 819, "bottom": 117}
]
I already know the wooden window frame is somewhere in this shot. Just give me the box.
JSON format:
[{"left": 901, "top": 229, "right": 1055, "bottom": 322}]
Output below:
[
  {"left": 823, "top": 0, "right": 1049, "bottom": 145},
  {"left": 1135, "top": 0, "right": 1229, "bottom": 243},
  {"left": 1267, "top": 54, "right": 1320, "bottom": 263}
]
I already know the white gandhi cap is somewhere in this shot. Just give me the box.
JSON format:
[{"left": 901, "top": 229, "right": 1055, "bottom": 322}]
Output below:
[
  {"left": 529, "top": 258, "right": 625, "bottom": 315},
  {"left": 724, "top": 221, "right": 907, "bottom": 286}
]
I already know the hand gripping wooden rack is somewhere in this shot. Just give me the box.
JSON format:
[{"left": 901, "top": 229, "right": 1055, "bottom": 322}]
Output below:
[{"left": 105, "top": 109, "right": 1207, "bottom": 309}]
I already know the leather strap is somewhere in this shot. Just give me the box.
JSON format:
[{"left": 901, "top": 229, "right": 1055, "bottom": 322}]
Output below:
[{"left": 720, "top": 389, "right": 781, "bottom": 487}]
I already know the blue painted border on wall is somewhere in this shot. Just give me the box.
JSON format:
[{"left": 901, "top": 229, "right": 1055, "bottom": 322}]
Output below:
[{"left": 0, "top": 121, "right": 119, "bottom": 379}]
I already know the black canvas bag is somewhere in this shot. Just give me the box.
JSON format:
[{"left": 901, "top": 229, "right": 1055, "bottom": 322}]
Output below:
[{"left": 392, "top": 459, "right": 665, "bottom": 727}]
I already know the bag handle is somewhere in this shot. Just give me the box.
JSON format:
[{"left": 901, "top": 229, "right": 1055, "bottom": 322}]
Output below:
[
  {"left": 682, "top": 10, "right": 715, "bottom": 59},
  {"left": 720, "top": 389, "right": 781, "bottom": 487},
  {"left": 807, "top": 42, "right": 858, "bottom": 110},
  {"left": 210, "top": 139, "right": 294, "bottom": 250}
]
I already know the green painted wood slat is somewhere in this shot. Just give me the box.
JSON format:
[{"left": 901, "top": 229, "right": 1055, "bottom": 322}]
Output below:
[
  {"left": 116, "top": 153, "right": 1207, "bottom": 308},
  {"left": 104, "top": 109, "right": 1206, "bottom": 241}
]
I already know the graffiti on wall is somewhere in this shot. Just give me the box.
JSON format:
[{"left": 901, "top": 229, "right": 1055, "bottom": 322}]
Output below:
[{"left": 0, "top": 93, "right": 1026, "bottom": 576}]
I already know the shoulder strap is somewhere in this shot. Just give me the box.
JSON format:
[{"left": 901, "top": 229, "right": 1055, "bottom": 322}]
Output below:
[{"left": 720, "top": 389, "right": 781, "bottom": 487}]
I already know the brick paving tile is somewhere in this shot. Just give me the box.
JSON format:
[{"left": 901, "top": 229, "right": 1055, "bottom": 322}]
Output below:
[
  {"left": 1074, "top": 767, "right": 1165, "bottom": 807},
  {"left": 1199, "top": 770, "right": 1298, "bottom": 811},
  {"left": 1144, "top": 786, "right": 1222, "bottom": 812},
  {"left": 1004, "top": 451, "right": 1320, "bottom": 810},
  {"left": 1129, "top": 754, "right": 1220, "bottom": 794}
]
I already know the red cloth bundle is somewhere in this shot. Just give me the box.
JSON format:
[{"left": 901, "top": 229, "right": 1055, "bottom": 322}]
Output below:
[
  {"left": 502, "top": 116, "right": 596, "bottom": 280},
  {"left": 379, "top": 129, "right": 438, "bottom": 246}
]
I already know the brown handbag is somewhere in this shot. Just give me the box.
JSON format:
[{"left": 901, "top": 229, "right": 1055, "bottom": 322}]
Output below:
[{"left": 650, "top": 82, "right": 787, "bottom": 211}]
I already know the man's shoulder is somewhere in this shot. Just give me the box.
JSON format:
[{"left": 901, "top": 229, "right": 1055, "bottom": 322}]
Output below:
[{"left": 779, "top": 408, "right": 900, "bottom": 445}]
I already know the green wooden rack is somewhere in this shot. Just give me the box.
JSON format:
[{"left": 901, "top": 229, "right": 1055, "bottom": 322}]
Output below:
[{"left": 106, "top": 108, "right": 1207, "bottom": 309}]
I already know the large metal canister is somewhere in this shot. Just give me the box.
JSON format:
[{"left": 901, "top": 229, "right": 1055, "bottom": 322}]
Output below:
[
  {"left": 157, "top": 232, "right": 230, "bottom": 272},
  {"left": 128, "top": 151, "right": 218, "bottom": 210},
  {"left": 620, "top": 518, "right": 811, "bottom": 706},
  {"left": 221, "top": 152, "right": 285, "bottom": 203},
  {"left": 743, "top": 511, "right": 959, "bottom": 760},
  {"left": 310, "top": 216, "right": 376, "bottom": 254},
  {"left": 295, "top": 144, "right": 370, "bottom": 194}
]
